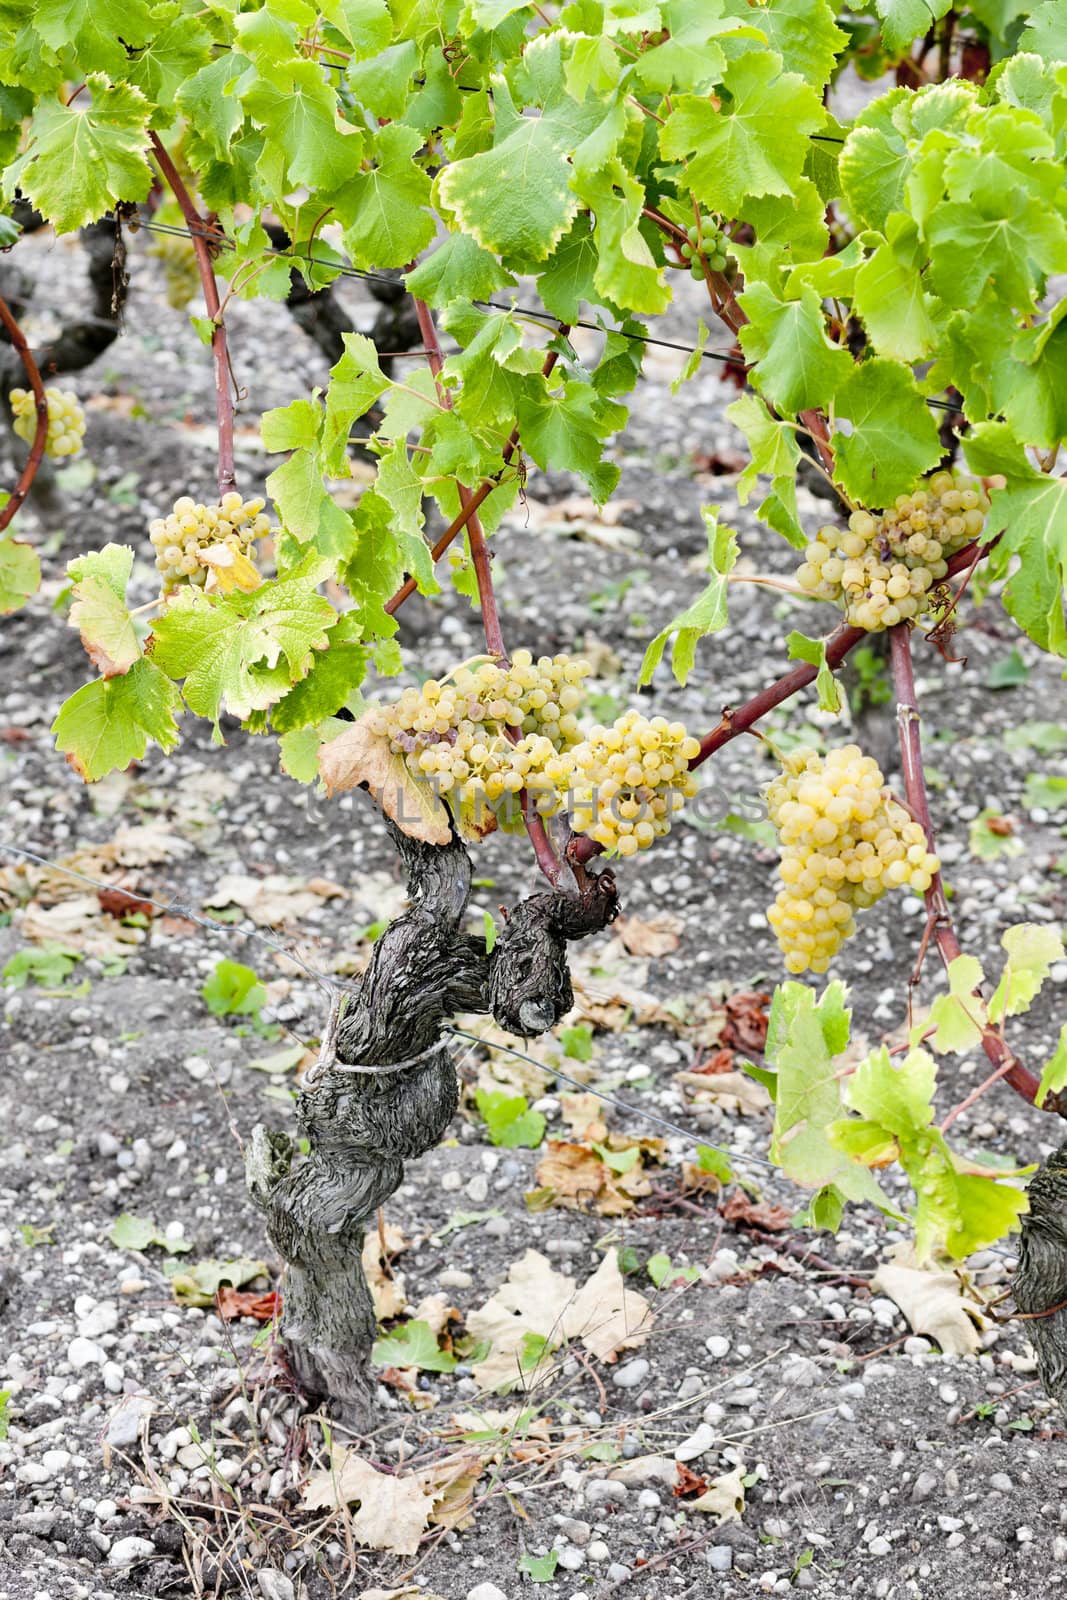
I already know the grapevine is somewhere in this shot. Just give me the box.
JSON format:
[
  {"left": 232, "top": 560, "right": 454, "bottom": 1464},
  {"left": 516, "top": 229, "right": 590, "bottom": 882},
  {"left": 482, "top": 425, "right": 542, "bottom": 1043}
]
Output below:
[
  {"left": 10, "top": 385, "right": 85, "bottom": 459},
  {"left": 0, "top": 0, "right": 1064, "bottom": 1464}
]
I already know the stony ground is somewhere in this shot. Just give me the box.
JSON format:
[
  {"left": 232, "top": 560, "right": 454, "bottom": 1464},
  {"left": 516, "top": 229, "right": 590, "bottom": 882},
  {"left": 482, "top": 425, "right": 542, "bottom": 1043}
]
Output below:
[{"left": 2, "top": 228, "right": 1067, "bottom": 1600}]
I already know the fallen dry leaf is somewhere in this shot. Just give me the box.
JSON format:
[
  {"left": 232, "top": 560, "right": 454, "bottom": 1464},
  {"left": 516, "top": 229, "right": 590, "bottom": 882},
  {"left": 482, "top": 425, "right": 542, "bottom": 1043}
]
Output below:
[
  {"left": 319, "top": 713, "right": 452, "bottom": 846},
  {"left": 20, "top": 895, "right": 145, "bottom": 959},
  {"left": 719, "top": 1191, "right": 793, "bottom": 1233},
  {"left": 303, "top": 1452, "right": 435, "bottom": 1552},
  {"left": 216, "top": 1287, "right": 279, "bottom": 1322},
  {"left": 423, "top": 1450, "right": 485, "bottom": 1533},
  {"left": 614, "top": 912, "right": 684, "bottom": 958},
  {"left": 690, "top": 1463, "right": 747, "bottom": 1521},
  {"left": 674, "top": 1463, "right": 709, "bottom": 1497},
  {"left": 608, "top": 1454, "right": 678, "bottom": 1487},
  {"left": 689, "top": 1048, "right": 738, "bottom": 1076},
  {"left": 871, "top": 1252, "right": 985, "bottom": 1356},
  {"left": 97, "top": 886, "right": 156, "bottom": 920},
  {"left": 204, "top": 872, "right": 346, "bottom": 928},
  {"left": 559, "top": 1092, "right": 607, "bottom": 1142},
  {"left": 468, "top": 1248, "right": 652, "bottom": 1392},
  {"left": 721, "top": 989, "right": 771, "bottom": 1053},
  {"left": 676, "top": 1069, "right": 771, "bottom": 1117},
  {"left": 362, "top": 1223, "right": 410, "bottom": 1321},
  {"left": 531, "top": 1141, "right": 652, "bottom": 1216}
]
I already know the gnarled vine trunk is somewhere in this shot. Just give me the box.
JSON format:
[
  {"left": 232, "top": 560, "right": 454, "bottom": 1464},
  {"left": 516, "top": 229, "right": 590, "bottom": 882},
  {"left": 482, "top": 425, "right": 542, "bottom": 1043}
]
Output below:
[
  {"left": 246, "top": 823, "right": 618, "bottom": 1423},
  {"left": 1012, "top": 1141, "right": 1067, "bottom": 1417}
]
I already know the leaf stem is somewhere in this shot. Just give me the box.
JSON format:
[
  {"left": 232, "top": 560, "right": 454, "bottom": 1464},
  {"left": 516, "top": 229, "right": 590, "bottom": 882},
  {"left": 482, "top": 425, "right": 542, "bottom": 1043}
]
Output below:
[
  {"left": 149, "top": 134, "right": 236, "bottom": 499},
  {"left": 0, "top": 293, "right": 49, "bottom": 534},
  {"left": 888, "top": 622, "right": 1047, "bottom": 1113}
]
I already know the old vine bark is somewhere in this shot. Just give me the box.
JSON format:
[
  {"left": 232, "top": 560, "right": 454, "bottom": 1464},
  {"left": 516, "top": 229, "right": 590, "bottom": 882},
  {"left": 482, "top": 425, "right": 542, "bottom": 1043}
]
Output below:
[
  {"left": 246, "top": 821, "right": 618, "bottom": 1423},
  {"left": 1012, "top": 1142, "right": 1067, "bottom": 1417}
]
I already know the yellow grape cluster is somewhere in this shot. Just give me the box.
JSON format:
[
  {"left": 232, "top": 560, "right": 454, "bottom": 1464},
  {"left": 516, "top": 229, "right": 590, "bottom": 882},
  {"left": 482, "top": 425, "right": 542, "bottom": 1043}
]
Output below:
[
  {"left": 11, "top": 386, "right": 85, "bottom": 458},
  {"left": 372, "top": 650, "right": 591, "bottom": 819},
  {"left": 766, "top": 746, "right": 940, "bottom": 975},
  {"left": 567, "top": 711, "right": 700, "bottom": 857},
  {"left": 371, "top": 654, "right": 701, "bottom": 854},
  {"left": 147, "top": 230, "right": 200, "bottom": 309},
  {"left": 149, "top": 492, "right": 271, "bottom": 595},
  {"left": 795, "top": 471, "right": 990, "bottom": 631}
]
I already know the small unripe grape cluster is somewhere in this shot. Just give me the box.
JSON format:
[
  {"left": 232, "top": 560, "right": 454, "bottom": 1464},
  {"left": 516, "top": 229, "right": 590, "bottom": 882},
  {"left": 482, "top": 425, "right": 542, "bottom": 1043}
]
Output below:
[
  {"left": 373, "top": 650, "right": 592, "bottom": 820},
  {"left": 794, "top": 471, "right": 990, "bottom": 631},
  {"left": 149, "top": 492, "right": 270, "bottom": 594},
  {"left": 11, "top": 386, "right": 85, "bottom": 458},
  {"left": 147, "top": 230, "right": 200, "bottom": 310},
  {"left": 677, "top": 214, "right": 729, "bottom": 278},
  {"left": 567, "top": 711, "right": 701, "bottom": 857},
  {"left": 766, "top": 745, "right": 940, "bottom": 975}
]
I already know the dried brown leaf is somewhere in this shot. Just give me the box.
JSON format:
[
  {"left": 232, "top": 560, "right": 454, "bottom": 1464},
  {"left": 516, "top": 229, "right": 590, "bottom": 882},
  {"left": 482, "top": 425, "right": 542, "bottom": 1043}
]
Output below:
[
  {"left": 675, "top": 1069, "right": 771, "bottom": 1117},
  {"left": 614, "top": 912, "right": 683, "bottom": 958},
  {"left": 302, "top": 1452, "right": 435, "bottom": 1551},
  {"left": 318, "top": 714, "right": 451, "bottom": 846}
]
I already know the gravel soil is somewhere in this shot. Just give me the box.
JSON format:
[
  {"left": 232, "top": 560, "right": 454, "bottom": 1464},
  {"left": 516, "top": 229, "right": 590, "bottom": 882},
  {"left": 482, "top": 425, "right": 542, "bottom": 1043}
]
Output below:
[{"left": 2, "top": 228, "right": 1067, "bottom": 1600}]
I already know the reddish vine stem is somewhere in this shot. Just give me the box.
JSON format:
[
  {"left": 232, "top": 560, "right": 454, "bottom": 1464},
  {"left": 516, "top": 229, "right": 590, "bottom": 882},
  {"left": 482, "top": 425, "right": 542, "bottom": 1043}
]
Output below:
[
  {"left": 0, "top": 294, "right": 49, "bottom": 533},
  {"left": 148, "top": 135, "right": 237, "bottom": 498},
  {"left": 640, "top": 206, "right": 833, "bottom": 469},
  {"left": 409, "top": 295, "right": 562, "bottom": 886},
  {"left": 410, "top": 296, "right": 507, "bottom": 660},
  {"left": 888, "top": 623, "right": 1045, "bottom": 1111},
  {"left": 383, "top": 339, "right": 567, "bottom": 617}
]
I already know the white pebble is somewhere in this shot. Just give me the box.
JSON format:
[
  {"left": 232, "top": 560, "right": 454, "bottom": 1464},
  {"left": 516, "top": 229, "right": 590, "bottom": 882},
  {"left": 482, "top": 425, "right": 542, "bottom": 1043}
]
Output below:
[{"left": 67, "top": 1337, "right": 106, "bottom": 1369}]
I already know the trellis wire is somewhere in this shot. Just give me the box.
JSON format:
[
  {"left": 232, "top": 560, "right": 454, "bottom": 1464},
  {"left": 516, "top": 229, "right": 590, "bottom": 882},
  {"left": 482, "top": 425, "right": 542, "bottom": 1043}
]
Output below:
[
  {"left": 0, "top": 838, "right": 774, "bottom": 1173},
  {"left": 115, "top": 213, "right": 963, "bottom": 410}
]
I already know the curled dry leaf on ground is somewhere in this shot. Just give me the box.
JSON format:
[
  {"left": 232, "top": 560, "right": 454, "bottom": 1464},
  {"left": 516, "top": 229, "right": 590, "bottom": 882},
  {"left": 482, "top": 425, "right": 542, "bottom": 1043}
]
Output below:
[
  {"left": 613, "top": 911, "right": 684, "bottom": 957},
  {"left": 363, "top": 1222, "right": 411, "bottom": 1321},
  {"left": 203, "top": 871, "right": 347, "bottom": 927},
  {"left": 466, "top": 1248, "right": 653, "bottom": 1391},
  {"left": 872, "top": 1251, "right": 987, "bottom": 1356},
  {"left": 676, "top": 1067, "right": 772, "bottom": 1116},
  {"left": 304, "top": 1447, "right": 487, "bottom": 1549},
  {"left": 318, "top": 712, "right": 452, "bottom": 845}
]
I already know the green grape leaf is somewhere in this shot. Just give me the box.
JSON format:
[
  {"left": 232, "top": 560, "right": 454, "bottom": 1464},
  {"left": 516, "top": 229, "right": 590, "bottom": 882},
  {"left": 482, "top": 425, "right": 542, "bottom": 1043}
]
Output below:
[
  {"left": 670, "top": 318, "right": 709, "bottom": 395},
  {"left": 1037, "top": 1023, "right": 1067, "bottom": 1109},
  {"left": 738, "top": 282, "right": 853, "bottom": 415},
  {"left": 201, "top": 958, "right": 266, "bottom": 1018},
  {"left": 765, "top": 981, "right": 892, "bottom": 1212},
  {"left": 375, "top": 441, "right": 441, "bottom": 595},
  {"left": 516, "top": 377, "right": 625, "bottom": 501},
  {"left": 322, "top": 334, "right": 390, "bottom": 475},
  {"left": 148, "top": 561, "right": 337, "bottom": 733},
  {"left": 341, "top": 122, "right": 436, "bottom": 269},
  {"left": 968, "top": 810, "right": 1023, "bottom": 862},
  {"left": 829, "top": 359, "right": 942, "bottom": 508},
  {"left": 871, "top": 0, "right": 952, "bottom": 54},
  {"left": 1025, "top": 773, "right": 1067, "bottom": 809},
  {"left": 988, "top": 923, "right": 1065, "bottom": 1024},
  {"left": 176, "top": 52, "right": 251, "bottom": 164},
  {"left": 372, "top": 1319, "right": 458, "bottom": 1372},
  {"left": 574, "top": 161, "right": 671, "bottom": 315},
  {"left": 31, "top": 0, "right": 156, "bottom": 78},
  {"left": 405, "top": 233, "right": 517, "bottom": 310},
  {"left": 962, "top": 424, "right": 1067, "bottom": 656},
  {"left": 66, "top": 543, "right": 140, "bottom": 677},
  {"left": 844, "top": 1046, "right": 937, "bottom": 1138},
  {"left": 1019, "top": 0, "right": 1067, "bottom": 54},
  {"left": 52, "top": 658, "right": 182, "bottom": 781},
  {"left": 436, "top": 46, "right": 606, "bottom": 264},
  {"left": 926, "top": 192, "right": 1067, "bottom": 316},
  {"left": 838, "top": 126, "right": 909, "bottom": 233},
  {"left": 4, "top": 76, "right": 153, "bottom": 234},
  {"left": 476, "top": 1088, "right": 546, "bottom": 1149},
  {"left": 278, "top": 724, "right": 331, "bottom": 783},
  {"left": 347, "top": 38, "right": 418, "bottom": 120},
  {"left": 731, "top": 0, "right": 847, "bottom": 86},
  {"left": 660, "top": 51, "right": 825, "bottom": 216},
  {"left": 638, "top": 507, "right": 738, "bottom": 687},
  {"left": 852, "top": 215, "right": 937, "bottom": 362},
  {"left": 266, "top": 448, "right": 358, "bottom": 561},
  {"left": 241, "top": 59, "right": 362, "bottom": 195},
  {"left": 0, "top": 537, "right": 40, "bottom": 614},
  {"left": 786, "top": 631, "right": 842, "bottom": 714},
  {"left": 323, "top": 0, "right": 393, "bottom": 55},
  {"left": 123, "top": 15, "right": 214, "bottom": 106},
  {"left": 726, "top": 392, "right": 805, "bottom": 548},
  {"left": 271, "top": 616, "right": 368, "bottom": 733},
  {"left": 921, "top": 953, "right": 987, "bottom": 1054},
  {"left": 536, "top": 216, "right": 603, "bottom": 322},
  {"left": 943, "top": 1167, "right": 1028, "bottom": 1261}
]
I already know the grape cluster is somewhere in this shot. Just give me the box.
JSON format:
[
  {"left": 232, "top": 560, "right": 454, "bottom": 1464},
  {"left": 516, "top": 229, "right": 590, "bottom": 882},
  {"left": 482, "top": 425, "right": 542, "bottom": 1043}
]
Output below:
[
  {"left": 149, "top": 492, "right": 271, "bottom": 594},
  {"left": 766, "top": 745, "right": 940, "bottom": 975},
  {"left": 567, "top": 711, "right": 700, "bottom": 856},
  {"left": 372, "top": 655, "right": 701, "bottom": 854},
  {"left": 677, "top": 214, "right": 729, "bottom": 279},
  {"left": 11, "top": 386, "right": 85, "bottom": 459},
  {"left": 794, "top": 471, "right": 989, "bottom": 631},
  {"left": 147, "top": 229, "right": 200, "bottom": 310},
  {"left": 373, "top": 651, "right": 591, "bottom": 823}
]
